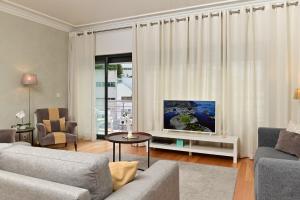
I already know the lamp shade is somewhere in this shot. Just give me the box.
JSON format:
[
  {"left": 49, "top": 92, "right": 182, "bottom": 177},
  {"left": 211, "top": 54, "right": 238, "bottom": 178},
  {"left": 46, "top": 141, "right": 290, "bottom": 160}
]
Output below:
[
  {"left": 295, "top": 88, "right": 300, "bottom": 100},
  {"left": 21, "top": 73, "right": 38, "bottom": 85}
]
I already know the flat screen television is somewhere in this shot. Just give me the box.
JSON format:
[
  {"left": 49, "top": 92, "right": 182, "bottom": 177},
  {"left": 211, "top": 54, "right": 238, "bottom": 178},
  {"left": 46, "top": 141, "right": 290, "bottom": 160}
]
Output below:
[{"left": 163, "top": 100, "right": 215, "bottom": 132}]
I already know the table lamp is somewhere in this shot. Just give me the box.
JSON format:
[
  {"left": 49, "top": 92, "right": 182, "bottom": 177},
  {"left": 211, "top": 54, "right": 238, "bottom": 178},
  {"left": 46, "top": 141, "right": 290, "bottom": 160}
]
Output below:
[{"left": 21, "top": 73, "right": 38, "bottom": 126}]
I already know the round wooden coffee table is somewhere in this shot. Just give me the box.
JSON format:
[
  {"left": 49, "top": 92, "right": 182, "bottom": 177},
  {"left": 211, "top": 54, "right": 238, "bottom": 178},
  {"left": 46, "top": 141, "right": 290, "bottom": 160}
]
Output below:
[{"left": 105, "top": 132, "right": 152, "bottom": 168}]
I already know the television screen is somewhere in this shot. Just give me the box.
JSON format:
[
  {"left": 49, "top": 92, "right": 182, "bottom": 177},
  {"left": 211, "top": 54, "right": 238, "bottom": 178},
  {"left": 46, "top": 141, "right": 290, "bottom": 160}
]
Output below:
[{"left": 164, "top": 100, "right": 215, "bottom": 132}]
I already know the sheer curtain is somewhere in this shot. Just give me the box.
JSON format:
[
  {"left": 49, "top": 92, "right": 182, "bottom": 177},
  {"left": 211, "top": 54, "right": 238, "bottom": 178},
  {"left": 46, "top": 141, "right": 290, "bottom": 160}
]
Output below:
[
  {"left": 188, "top": 12, "right": 223, "bottom": 134},
  {"left": 135, "top": 15, "right": 223, "bottom": 133},
  {"left": 224, "top": 8, "right": 258, "bottom": 157},
  {"left": 135, "top": 22, "right": 160, "bottom": 131},
  {"left": 68, "top": 32, "right": 96, "bottom": 141},
  {"left": 289, "top": 3, "right": 300, "bottom": 122},
  {"left": 134, "top": 1, "right": 300, "bottom": 158}
]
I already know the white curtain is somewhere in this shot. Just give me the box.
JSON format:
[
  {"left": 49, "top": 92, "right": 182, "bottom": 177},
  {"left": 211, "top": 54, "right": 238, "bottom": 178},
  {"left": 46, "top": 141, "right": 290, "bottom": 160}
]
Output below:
[
  {"left": 134, "top": 1, "right": 300, "bottom": 158},
  {"left": 289, "top": 3, "right": 300, "bottom": 122},
  {"left": 224, "top": 8, "right": 258, "bottom": 157},
  {"left": 188, "top": 12, "right": 224, "bottom": 134},
  {"left": 68, "top": 32, "right": 96, "bottom": 141}
]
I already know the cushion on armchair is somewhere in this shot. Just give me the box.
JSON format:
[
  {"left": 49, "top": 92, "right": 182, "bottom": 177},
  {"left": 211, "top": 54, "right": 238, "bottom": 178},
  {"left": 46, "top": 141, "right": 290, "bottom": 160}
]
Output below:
[
  {"left": 43, "top": 118, "right": 66, "bottom": 133},
  {"left": 36, "top": 108, "right": 69, "bottom": 123}
]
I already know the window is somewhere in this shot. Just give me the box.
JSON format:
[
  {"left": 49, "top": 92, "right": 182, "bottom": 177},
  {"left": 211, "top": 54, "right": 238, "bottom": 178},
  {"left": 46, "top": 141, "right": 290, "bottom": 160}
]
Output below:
[{"left": 95, "top": 53, "right": 132, "bottom": 138}]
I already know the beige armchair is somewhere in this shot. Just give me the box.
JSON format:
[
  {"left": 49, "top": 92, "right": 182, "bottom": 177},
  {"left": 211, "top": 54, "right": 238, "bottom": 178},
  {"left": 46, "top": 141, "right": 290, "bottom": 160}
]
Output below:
[{"left": 36, "top": 108, "right": 77, "bottom": 151}]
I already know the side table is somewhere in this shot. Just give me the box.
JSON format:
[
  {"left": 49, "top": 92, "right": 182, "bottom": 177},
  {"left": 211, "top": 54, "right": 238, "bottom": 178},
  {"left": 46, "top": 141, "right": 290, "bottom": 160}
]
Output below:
[{"left": 16, "top": 128, "right": 34, "bottom": 145}]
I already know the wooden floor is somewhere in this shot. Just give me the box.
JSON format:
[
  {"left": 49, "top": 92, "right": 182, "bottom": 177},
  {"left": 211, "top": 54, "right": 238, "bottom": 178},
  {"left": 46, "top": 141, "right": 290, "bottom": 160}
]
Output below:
[{"left": 62, "top": 140, "right": 254, "bottom": 200}]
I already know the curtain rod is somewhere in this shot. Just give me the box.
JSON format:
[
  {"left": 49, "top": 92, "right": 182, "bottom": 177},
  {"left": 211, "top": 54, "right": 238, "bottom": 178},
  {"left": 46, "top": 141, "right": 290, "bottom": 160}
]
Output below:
[
  {"left": 77, "top": 26, "right": 132, "bottom": 36},
  {"left": 93, "top": 26, "right": 132, "bottom": 34}
]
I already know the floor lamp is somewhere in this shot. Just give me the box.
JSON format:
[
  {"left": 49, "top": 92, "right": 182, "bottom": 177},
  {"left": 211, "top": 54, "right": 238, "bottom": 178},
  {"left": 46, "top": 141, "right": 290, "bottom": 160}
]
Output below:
[{"left": 21, "top": 73, "right": 38, "bottom": 127}]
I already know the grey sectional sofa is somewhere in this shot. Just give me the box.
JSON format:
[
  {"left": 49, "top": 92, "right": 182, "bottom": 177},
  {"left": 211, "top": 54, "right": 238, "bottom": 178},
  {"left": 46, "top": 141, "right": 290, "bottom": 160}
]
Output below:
[
  {"left": 0, "top": 129, "right": 16, "bottom": 143},
  {"left": 254, "top": 127, "right": 300, "bottom": 200},
  {"left": 0, "top": 144, "right": 179, "bottom": 200}
]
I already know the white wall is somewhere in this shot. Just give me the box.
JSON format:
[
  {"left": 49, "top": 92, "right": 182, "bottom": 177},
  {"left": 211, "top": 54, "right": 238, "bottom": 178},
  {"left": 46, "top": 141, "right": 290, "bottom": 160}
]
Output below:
[
  {"left": 96, "top": 28, "right": 133, "bottom": 56},
  {"left": 0, "top": 11, "right": 69, "bottom": 128}
]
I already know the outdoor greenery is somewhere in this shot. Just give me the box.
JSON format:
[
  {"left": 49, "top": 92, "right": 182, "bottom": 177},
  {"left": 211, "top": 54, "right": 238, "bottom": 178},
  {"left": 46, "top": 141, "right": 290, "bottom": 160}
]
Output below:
[
  {"left": 95, "top": 64, "right": 123, "bottom": 78},
  {"left": 116, "top": 65, "right": 123, "bottom": 78},
  {"left": 95, "top": 63, "right": 104, "bottom": 69}
]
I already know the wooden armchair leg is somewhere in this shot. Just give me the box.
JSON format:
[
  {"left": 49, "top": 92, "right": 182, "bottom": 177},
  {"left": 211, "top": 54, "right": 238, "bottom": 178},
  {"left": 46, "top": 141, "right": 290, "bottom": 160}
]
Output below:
[
  {"left": 65, "top": 143, "right": 67, "bottom": 147},
  {"left": 74, "top": 142, "right": 77, "bottom": 151}
]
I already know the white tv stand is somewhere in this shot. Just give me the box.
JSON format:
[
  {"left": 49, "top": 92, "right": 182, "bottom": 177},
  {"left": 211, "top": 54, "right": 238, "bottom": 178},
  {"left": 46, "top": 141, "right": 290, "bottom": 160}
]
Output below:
[{"left": 149, "top": 130, "right": 239, "bottom": 163}]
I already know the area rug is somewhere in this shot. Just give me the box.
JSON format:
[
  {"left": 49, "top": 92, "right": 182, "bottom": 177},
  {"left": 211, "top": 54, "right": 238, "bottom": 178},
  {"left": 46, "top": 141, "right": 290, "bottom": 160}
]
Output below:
[{"left": 103, "top": 152, "right": 237, "bottom": 200}]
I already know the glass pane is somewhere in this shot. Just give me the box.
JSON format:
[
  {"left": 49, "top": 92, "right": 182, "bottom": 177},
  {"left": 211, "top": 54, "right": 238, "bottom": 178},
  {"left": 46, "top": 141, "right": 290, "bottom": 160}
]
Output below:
[
  {"left": 107, "top": 62, "right": 132, "bottom": 133},
  {"left": 95, "top": 63, "right": 105, "bottom": 136}
]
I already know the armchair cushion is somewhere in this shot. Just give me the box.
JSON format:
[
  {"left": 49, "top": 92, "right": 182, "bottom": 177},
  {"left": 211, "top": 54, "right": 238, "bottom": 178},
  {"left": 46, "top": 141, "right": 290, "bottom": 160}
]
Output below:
[
  {"left": 40, "top": 132, "right": 76, "bottom": 146},
  {"left": 43, "top": 118, "right": 66, "bottom": 133},
  {"left": 36, "top": 108, "right": 69, "bottom": 123}
]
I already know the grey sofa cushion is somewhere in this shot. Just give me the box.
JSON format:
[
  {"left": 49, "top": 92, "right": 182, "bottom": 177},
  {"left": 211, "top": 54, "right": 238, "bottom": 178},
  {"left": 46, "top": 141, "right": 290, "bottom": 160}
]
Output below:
[
  {"left": 275, "top": 130, "right": 300, "bottom": 158},
  {"left": 258, "top": 127, "right": 284, "bottom": 148},
  {"left": 0, "top": 145, "right": 113, "bottom": 200},
  {"left": 0, "top": 129, "right": 15, "bottom": 143},
  {"left": 0, "top": 143, "right": 13, "bottom": 151},
  {"left": 255, "top": 158, "right": 300, "bottom": 200},
  {"left": 254, "top": 147, "right": 298, "bottom": 168},
  {"left": 0, "top": 170, "right": 91, "bottom": 200},
  {"left": 105, "top": 160, "right": 179, "bottom": 200},
  {"left": 0, "top": 142, "right": 30, "bottom": 152}
]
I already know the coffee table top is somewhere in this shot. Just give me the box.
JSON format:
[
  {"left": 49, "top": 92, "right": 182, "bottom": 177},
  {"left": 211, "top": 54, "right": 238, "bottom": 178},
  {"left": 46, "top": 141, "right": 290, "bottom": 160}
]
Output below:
[{"left": 105, "top": 132, "right": 152, "bottom": 144}]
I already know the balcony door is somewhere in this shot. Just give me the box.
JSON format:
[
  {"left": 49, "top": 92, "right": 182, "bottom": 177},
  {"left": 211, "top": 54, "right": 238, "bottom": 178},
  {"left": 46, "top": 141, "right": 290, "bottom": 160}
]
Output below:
[{"left": 95, "top": 53, "right": 132, "bottom": 139}]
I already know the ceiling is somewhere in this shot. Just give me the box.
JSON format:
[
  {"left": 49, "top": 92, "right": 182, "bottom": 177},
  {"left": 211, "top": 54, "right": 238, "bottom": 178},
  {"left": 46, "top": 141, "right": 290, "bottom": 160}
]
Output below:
[{"left": 5, "top": 0, "right": 231, "bottom": 26}]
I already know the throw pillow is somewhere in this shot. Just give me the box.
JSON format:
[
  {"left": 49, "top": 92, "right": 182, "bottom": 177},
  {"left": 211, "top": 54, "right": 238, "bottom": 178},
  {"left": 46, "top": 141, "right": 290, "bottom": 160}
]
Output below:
[
  {"left": 275, "top": 130, "right": 300, "bottom": 158},
  {"left": 109, "top": 161, "right": 138, "bottom": 191},
  {"left": 43, "top": 117, "right": 66, "bottom": 133}
]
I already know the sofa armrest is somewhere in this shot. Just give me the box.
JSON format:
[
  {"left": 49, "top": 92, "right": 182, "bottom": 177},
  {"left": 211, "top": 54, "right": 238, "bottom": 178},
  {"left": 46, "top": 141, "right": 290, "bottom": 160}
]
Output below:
[
  {"left": 105, "top": 160, "right": 179, "bottom": 200},
  {"left": 255, "top": 158, "right": 300, "bottom": 200},
  {"left": 0, "top": 170, "right": 90, "bottom": 200},
  {"left": 0, "top": 129, "right": 15, "bottom": 143},
  {"left": 258, "top": 127, "right": 284, "bottom": 148},
  {"left": 66, "top": 121, "right": 77, "bottom": 134}
]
